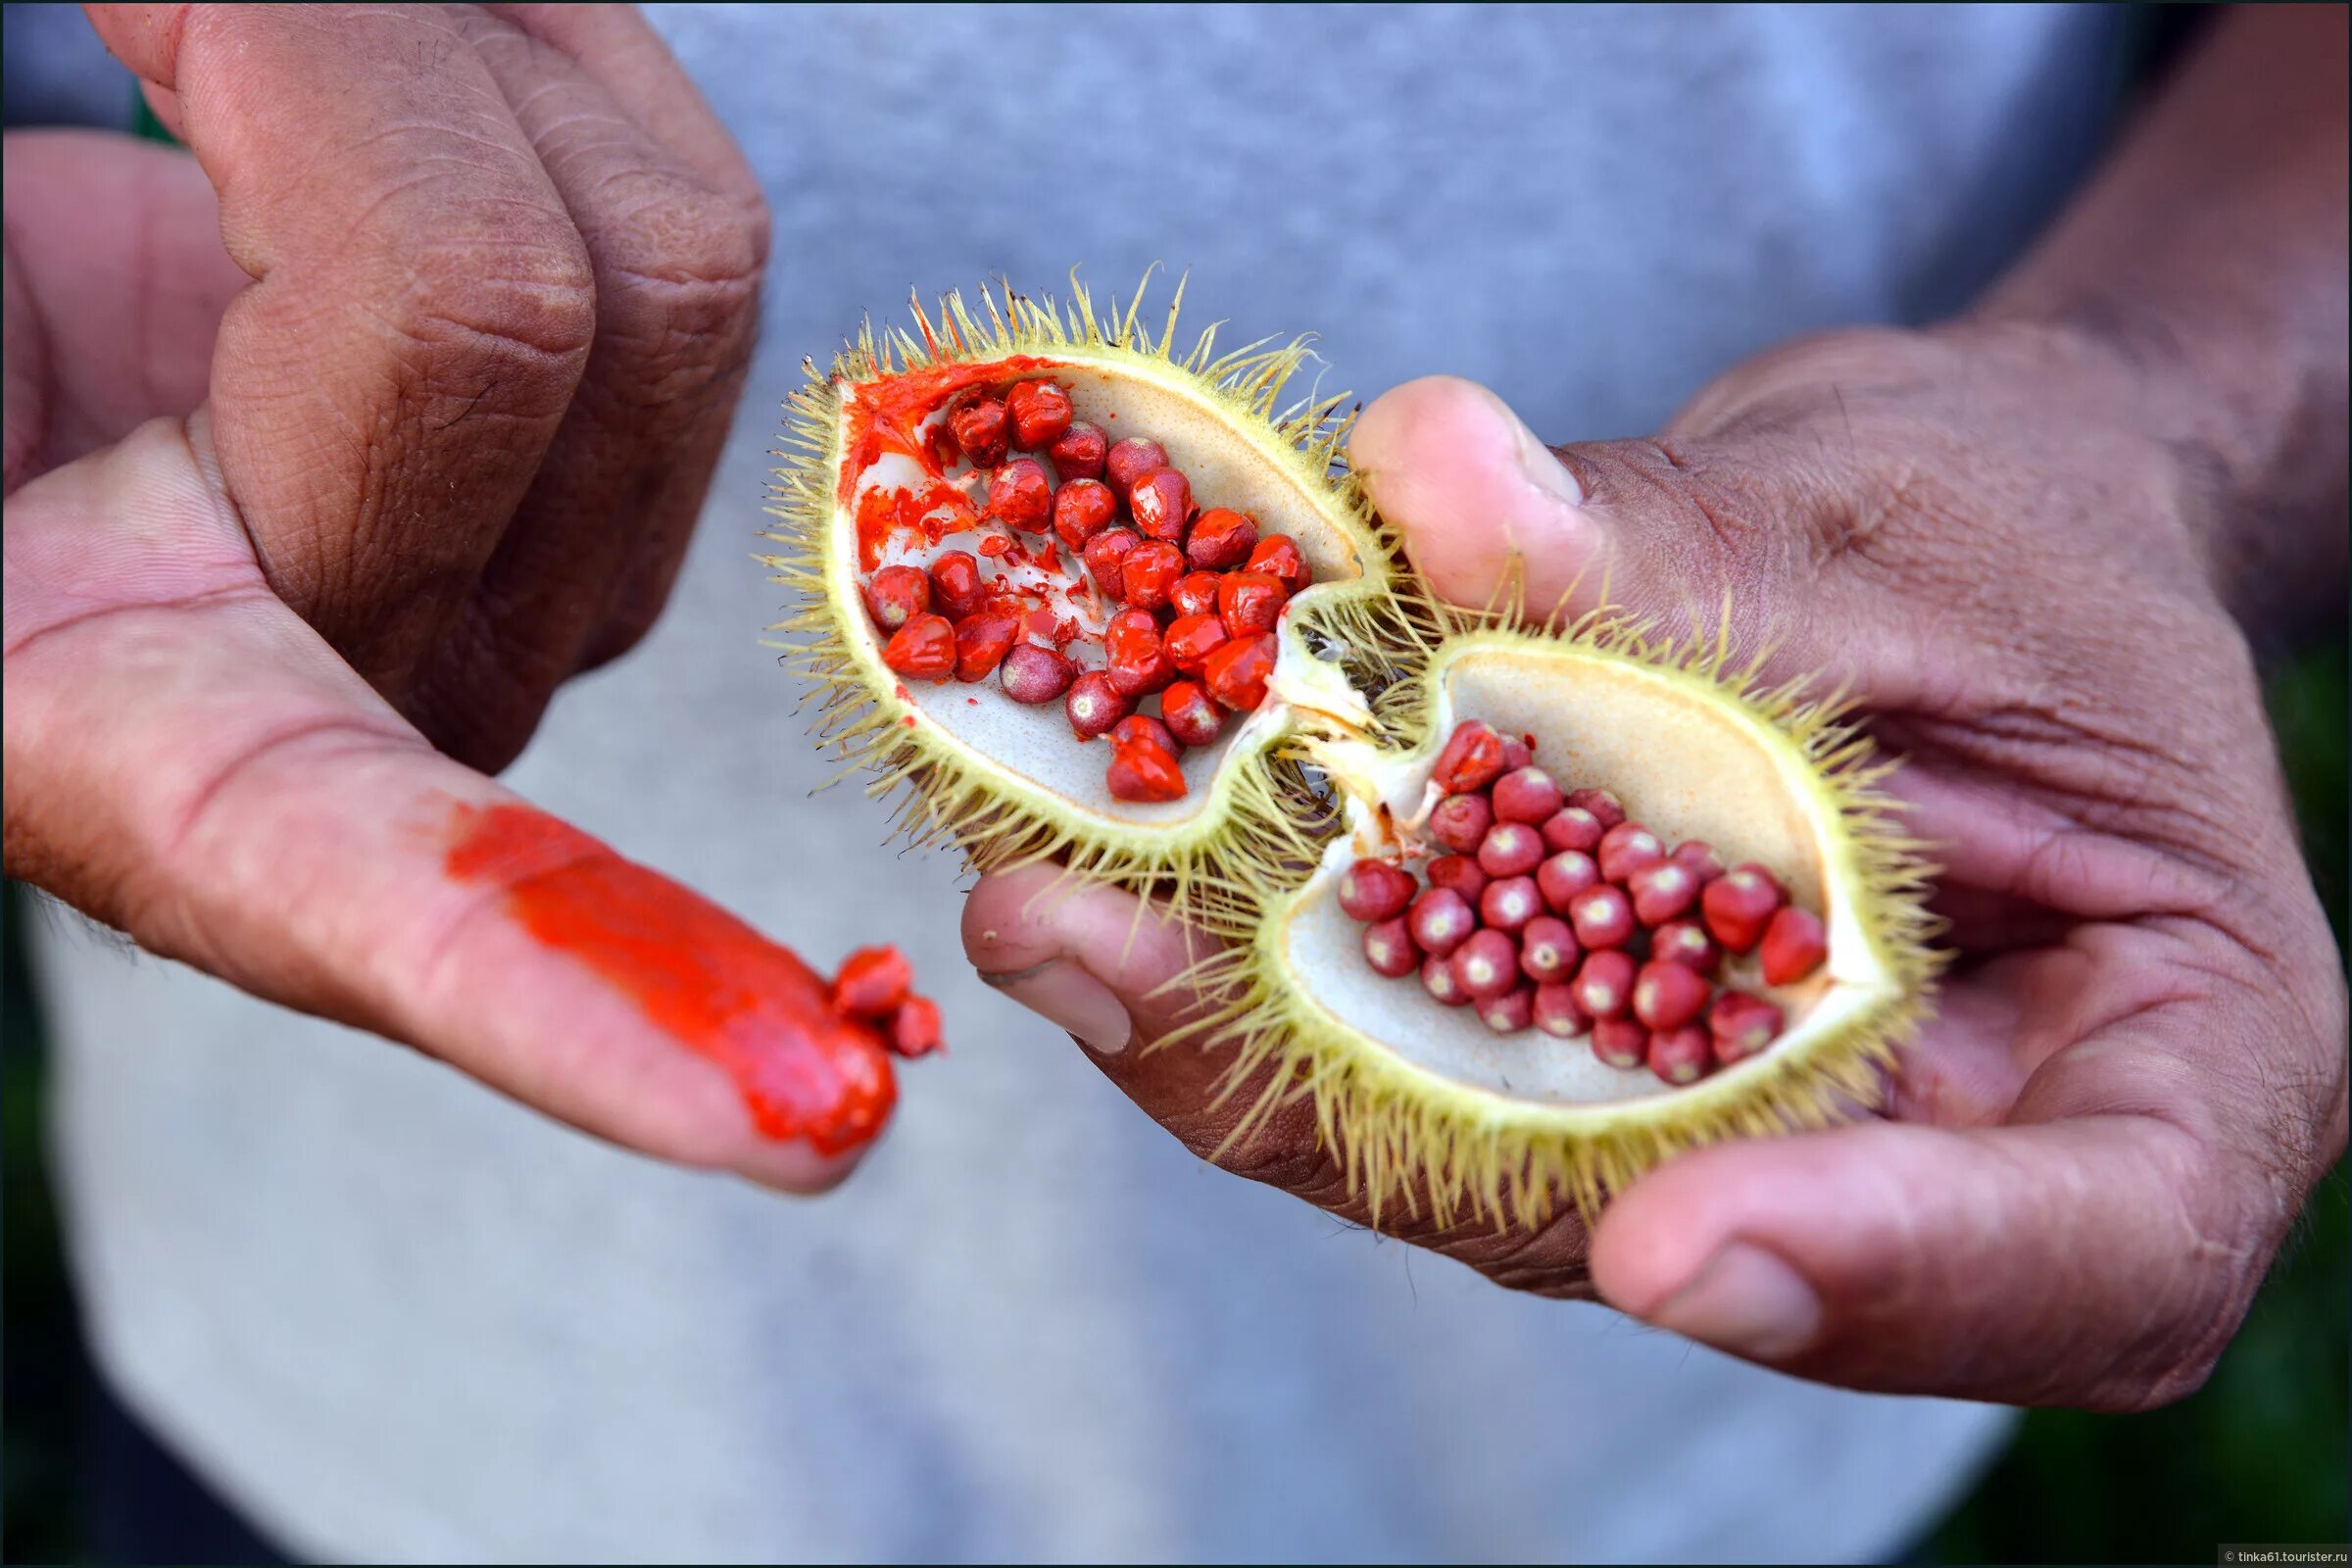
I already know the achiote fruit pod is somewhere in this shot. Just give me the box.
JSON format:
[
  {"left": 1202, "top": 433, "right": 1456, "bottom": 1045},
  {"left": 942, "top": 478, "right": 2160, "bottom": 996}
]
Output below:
[
  {"left": 764, "top": 274, "right": 1410, "bottom": 906},
  {"left": 767, "top": 274, "right": 1939, "bottom": 1226}
]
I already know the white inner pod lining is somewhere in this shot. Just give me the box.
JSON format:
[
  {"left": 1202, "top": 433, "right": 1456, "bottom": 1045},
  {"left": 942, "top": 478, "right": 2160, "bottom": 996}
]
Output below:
[
  {"left": 1278, "top": 640, "right": 1896, "bottom": 1106},
  {"left": 830, "top": 354, "right": 1372, "bottom": 827}
]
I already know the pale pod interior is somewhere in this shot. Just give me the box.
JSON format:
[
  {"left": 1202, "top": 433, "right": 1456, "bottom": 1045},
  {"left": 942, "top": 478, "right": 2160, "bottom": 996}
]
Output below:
[
  {"left": 1283, "top": 640, "right": 1897, "bottom": 1106},
  {"left": 832, "top": 352, "right": 1372, "bottom": 828}
]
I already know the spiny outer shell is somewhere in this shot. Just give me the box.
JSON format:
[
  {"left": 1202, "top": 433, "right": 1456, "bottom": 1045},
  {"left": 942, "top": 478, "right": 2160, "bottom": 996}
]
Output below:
[
  {"left": 761, "top": 272, "right": 1427, "bottom": 908},
  {"left": 1166, "top": 613, "right": 1943, "bottom": 1229}
]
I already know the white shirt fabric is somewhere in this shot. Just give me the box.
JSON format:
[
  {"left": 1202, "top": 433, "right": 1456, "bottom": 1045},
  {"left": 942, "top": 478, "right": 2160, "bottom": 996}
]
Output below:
[{"left": 29, "top": 4, "right": 2131, "bottom": 1560}]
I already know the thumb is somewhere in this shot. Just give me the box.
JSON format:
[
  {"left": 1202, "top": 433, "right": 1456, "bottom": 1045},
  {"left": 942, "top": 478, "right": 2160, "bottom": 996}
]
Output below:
[
  {"left": 1349, "top": 374, "right": 1846, "bottom": 663},
  {"left": 5, "top": 416, "right": 907, "bottom": 1191}
]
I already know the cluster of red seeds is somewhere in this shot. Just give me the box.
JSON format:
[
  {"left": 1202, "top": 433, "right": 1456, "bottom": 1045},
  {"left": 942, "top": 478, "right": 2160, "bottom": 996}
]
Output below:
[
  {"left": 829, "top": 946, "right": 945, "bottom": 1057},
  {"left": 861, "top": 376, "right": 1314, "bottom": 804},
  {"left": 1336, "top": 721, "right": 1830, "bottom": 1084}
]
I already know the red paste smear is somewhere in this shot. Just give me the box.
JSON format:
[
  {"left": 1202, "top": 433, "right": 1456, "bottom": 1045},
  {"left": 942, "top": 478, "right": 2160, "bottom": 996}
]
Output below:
[
  {"left": 839, "top": 353, "right": 1059, "bottom": 508},
  {"left": 444, "top": 803, "right": 896, "bottom": 1156}
]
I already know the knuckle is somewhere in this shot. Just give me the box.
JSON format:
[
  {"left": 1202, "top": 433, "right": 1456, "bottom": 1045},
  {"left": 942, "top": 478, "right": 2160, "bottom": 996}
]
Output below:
[
  {"left": 392, "top": 215, "right": 599, "bottom": 373},
  {"left": 588, "top": 183, "right": 765, "bottom": 382}
]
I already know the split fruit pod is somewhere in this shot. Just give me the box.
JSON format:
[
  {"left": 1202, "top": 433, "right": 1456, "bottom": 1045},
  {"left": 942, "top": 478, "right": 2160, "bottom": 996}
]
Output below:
[
  {"left": 767, "top": 273, "right": 1940, "bottom": 1226},
  {"left": 765, "top": 272, "right": 1410, "bottom": 900}
]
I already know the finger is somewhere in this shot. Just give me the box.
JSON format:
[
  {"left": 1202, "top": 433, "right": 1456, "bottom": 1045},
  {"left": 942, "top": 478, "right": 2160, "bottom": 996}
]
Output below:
[
  {"left": 961, "top": 865, "right": 1593, "bottom": 1293},
  {"left": 405, "top": 8, "right": 763, "bottom": 763},
  {"left": 1590, "top": 928, "right": 2344, "bottom": 1410},
  {"left": 486, "top": 4, "right": 768, "bottom": 221},
  {"left": 484, "top": 4, "right": 771, "bottom": 667},
  {"left": 4, "top": 418, "right": 895, "bottom": 1192},
  {"left": 2, "top": 132, "right": 245, "bottom": 479},
  {"left": 85, "top": 3, "right": 596, "bottom": 707},
  {"left": 1349, "top": 373, "right": 1871, "bottom": 681}
]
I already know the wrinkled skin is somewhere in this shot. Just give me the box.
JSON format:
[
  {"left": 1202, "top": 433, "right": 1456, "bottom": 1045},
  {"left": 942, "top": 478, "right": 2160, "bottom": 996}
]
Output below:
[
  {"left": 3, "top": 6, "right": 867, "bottom": 1192},
  {"left": 966, "top": 9, "right": 2349, "bottom": 1410}
]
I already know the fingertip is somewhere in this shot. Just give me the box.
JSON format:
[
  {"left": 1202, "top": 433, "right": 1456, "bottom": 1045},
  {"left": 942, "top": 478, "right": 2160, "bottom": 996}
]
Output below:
[{"left": 1353, "top": 375, "right": 1596, "bottom": 613}]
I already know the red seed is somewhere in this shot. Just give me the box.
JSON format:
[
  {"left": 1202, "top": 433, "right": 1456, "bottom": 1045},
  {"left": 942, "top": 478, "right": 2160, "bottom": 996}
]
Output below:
[
  {"left": 1701, "top": 864, "right": 1787, "bottom": 955},
  {"left": 1065, "top": 669, "right": 1132, "bottom": 738},
  {"left": 1053, "top": 478, "right": 1117, "bottom": 552},
  {"left": 999, "top": 643, "right": 1077, "bottom": 704},
  {"left": 1121, "top": 540, "right": 1186, "bottom": 612},
  {"left": 1338, "top": 858, "right": 1417, "bottom": 922},
  {"left": 1217, "top": 571, "right": 1288, "bottom": 637},
  {"left": 1479, "top": 874, "right": 1543, "bottom": 933},
  {"left": 881, "top": 612, "right": 956, "bottom": 681},
  {"left": 1597, "top": 822, "right": 1665, "bottom": 883},
  {"left": 1408, "top": 887, "right": 1476, "bottom": 957},
  {"left": 1421, "top": 953, "right": 1472, "bottom": 1007},
  {"left": 1672, "top": 840, "right": 1725, "bottom": 883},
  {"left": 1161, "top": 679, "right": 1226, "bottom": 747},
  {"left": 1082, "top": 528, "right": 1143, "bottom": 600},
  {"left": 1592, "top": 1017, "right": 1648, "bottom": 1069},
  {"left": 831, "top": 946, "right": 912, "bottom": 1016},
  {"left": 1162, "top": 612, "right": 1231, "bottom": 675},
  {"left": 1170, "top": 570, "right": 1222, "bottom": 618},
  {"left": 1449, "top": 929, "right": 1521, "bottom": 1000},
  {"left": 1651, "top": 919, "right": 1721, "bottom": 971},
  {"left": 1047, "top": 419, "right": 1107, "bottom": 481},
  {"left": 1759, "top": 906, "right": 1829, "bottom": 986},
  {"left": 888, "top": 996, "right": 945, "bottom": 1057},
  {"left": 1536, "top": 851, "right": 1601, "bottom": 914},
  {"left": 1362, "top": 917, "right": 1420, "bottom": 978},
  {"left": 1567, "top": 883, "right": 1636, "bottom": 950},
  {"left": 982, "top": 457, "right": 1054, "bottom": 532},
  {"left": 1519, "top": 916, "right": 1580, "bottom": 982},
  {"left": 1105, "top": 735, "right": 1187, "bottom": 803},
  {"left": 1708, "top": 990, "right": 1785, "bottom": 1065},
  {"left": 864, "top": 564, "right": 931, "bottom": 632},
  {"left": 1493, "top": 766, "right": 1564, "bottom": 824},
  {"left": 1541, "top": 808, "right": 1604, "bottom": 854},
  {"left": 1533, "top": 982, "right": 1590, "bottom": 1038},
  {"left": 1632, "top": 960, "right": 1711, "bottom": 1031},
  {"left": 1005, "top": 379, "right": 1073, "bottom": 449},
  {"left": 1573, "top": 949, "right": 1637, "bottom": 1019},
  {"left": 1246, "top": 534, "right": 1311, "bottom": 594},
  {"left": 953, "top": 612, "right": 1020, "bottom": 682},
  {"left": 1429, "top": 793, "right": 1494, "bottom": 855},
  {"left": 1104, "top": 437, "right": 1169, "bottom": 496},
  {"left": 1112, "top": 713, "right": 1180, "bottom": 756},
  {"left": 1426, "top": 855, "right": 1490, "bottom": 903},
  {"left": 1478, "top": 983, "right": 1536, "bottom": 1034},
  {"left": 948, "top": 395, "right": 1008, "bottom": 468},
  {"left": 1128, "top": 466, "right": 1193, "bottom": 542},
  {"left": 1566, "top": 788, "right": 1626, "bottom": 830},
  {"left": 1185, "top": 508, "right": 1259, "bottom": 570},
  {"left": 1627, "top": 859, "right": 1700, "bottom": 927},
  {"left": 1477, "top": 821, "right": 1544, "bottom": 877},
  {"left": 1105, "top": 609, "right": 1175, "bottom": 697},
  {"left": 1432, "top": 720, "right": 1508, "bottom": 794},
  {"left": 1647, "top": 1025, "right": 1710, "bottom": 1085},
  {"left": 929, "top": 551, "right": 985, "bottom": 619},
  {"left": 1500, "top": 733, "right": 1536, "bottom": 772},
  {"left": 1202, "top": 632, "right": 1276, "bottom": 711}
]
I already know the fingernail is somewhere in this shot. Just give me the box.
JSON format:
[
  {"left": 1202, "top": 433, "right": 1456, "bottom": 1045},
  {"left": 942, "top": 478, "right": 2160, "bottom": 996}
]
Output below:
[
  {"left": 1642, "top": 1242, "right": 1822, "bottom": 1361},
  {"left": 980, "top": 958, "right": 1132, "bottom": 1056},
  {"left": 1483, "top": 385, "right": 1584, "bottom": 510}
]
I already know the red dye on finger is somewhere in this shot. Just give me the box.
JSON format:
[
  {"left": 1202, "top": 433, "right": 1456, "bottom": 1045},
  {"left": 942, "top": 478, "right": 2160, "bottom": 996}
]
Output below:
[{"left": 444, "top": 803, "right": 899, "bottom": 1155}]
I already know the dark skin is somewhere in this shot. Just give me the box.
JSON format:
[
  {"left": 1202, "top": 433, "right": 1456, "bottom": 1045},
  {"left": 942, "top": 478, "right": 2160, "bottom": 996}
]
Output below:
[
  {"left": 3, "top": 4, "right": 2342, "bottom": 1410},
  {"left": 966, "top": 5, "right": 2348, "bottom": 1410}
]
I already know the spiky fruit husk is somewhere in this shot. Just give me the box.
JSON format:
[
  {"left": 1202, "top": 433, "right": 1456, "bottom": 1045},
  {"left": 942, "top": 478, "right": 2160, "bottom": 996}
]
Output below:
[
  {"left": 761, "top": 273, "right": 1422, "bottom": 909},
  {"left": 1166, "top": 611, "right": 1942, "bottom": 1228},
  {"left": 770, "top": 273, "right": 1940, "bottom": 1229}
]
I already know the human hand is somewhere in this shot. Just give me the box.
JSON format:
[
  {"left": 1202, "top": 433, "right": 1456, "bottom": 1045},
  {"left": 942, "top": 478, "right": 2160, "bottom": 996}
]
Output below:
[
  {"left": 6, "top": 5, "right": 898, "bottom": 1188},
  {"left": 963, "top": 320, "right": 2348, "bottom": 1409}
]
